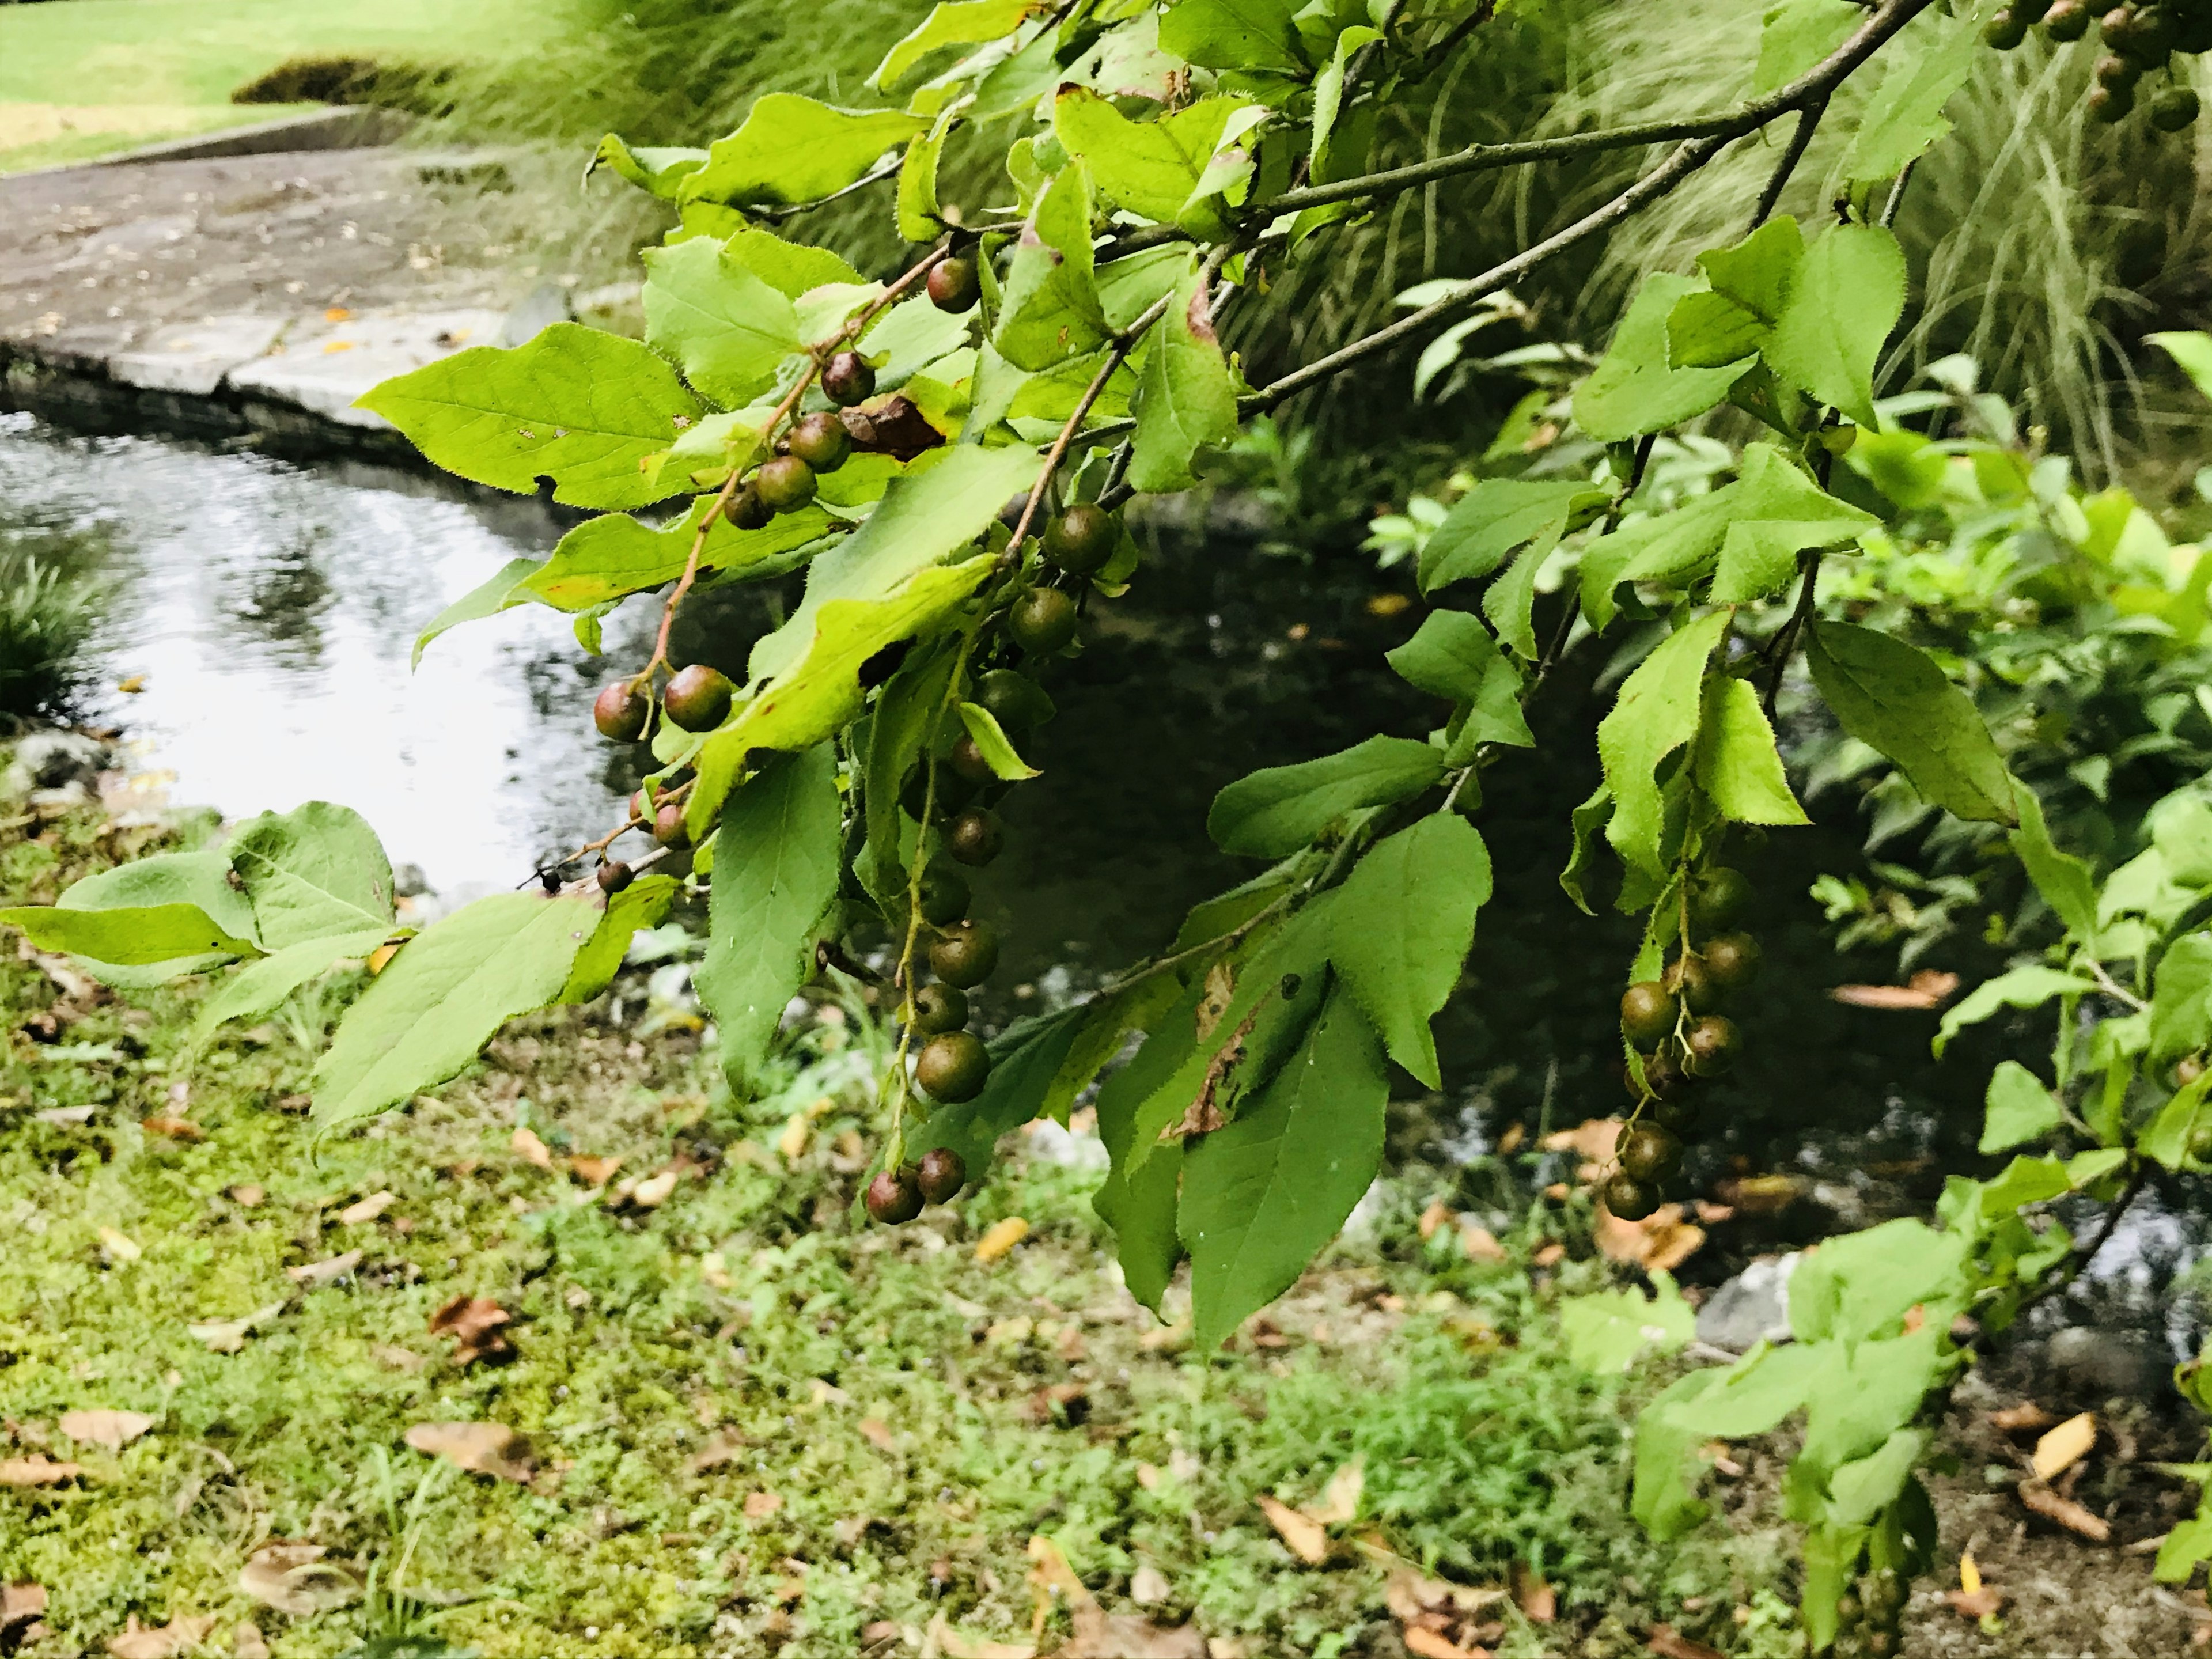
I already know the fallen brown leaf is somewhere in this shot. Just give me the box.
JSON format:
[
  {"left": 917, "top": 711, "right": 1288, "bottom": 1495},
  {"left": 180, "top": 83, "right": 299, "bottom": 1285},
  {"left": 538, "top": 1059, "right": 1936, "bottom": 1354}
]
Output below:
[
  {"left": 1645, "top": 1626, "right": 1725, "bottom": 1659},
  {"left": 187, "top": 1302, "right": 285, "bottom": 1354},
  {"left": 629, "top": 1169, "right": 679, "bottom": 1208},
  {"left": 1, "top": 1582, "right": 46, "bottom": 1652},
  {"left": 1991, "top": 1401, "right": 2060, "bottom": 1434},
  {"left": 1543, "top": 1118, "right": 1622, "bottom": 1164},
  {"left": 511, "top": 1126, "right": 553, "bottom": 1169},
  {"left": 744, "top": 1490, "right": 783, "bottom": 1519},
  {"left": 1512, "top": 1563, "right": 1555, "bottom": 1623},
  {"left": 286, "top": 1251, "right": 361, "bottom": 1289},
  {"left": 1304, "top": 1460, "right": 1363, "bottom": 1526},
  {"left": 1829, "top": 971, "right": 1960, "bottom": 1011},
  {"left": 237, "top": 1543, "right": 362, "bottom": 1615},
  {"left": 403, "top": 1422, "right": 533, "bottom": 1482},
  {"left": 1129, "top": 1564, "right": 1172, "bottom": 1605},
  {"left": 232, "top": 1623, "right": 268, "bottom": 1659},
  {"left": 2032, "top": 1411, "right": 2097, "bottom": 1481},
  {"left": 1594, "top": 1203, "right": 1706, "bottom": 1273},
  {"left": 859, "top": 1418, "right": 896, "bottom": 1452},
  {"left": 1024, "top": 1384, "right": 1090, "bottom": 1427},
  {"left": 426, "top": 1294, "right": 513, "bottom": 1366},
  {"left": 1418, "top": 1201, "right": 1453, "bottom": 1241},
  {"left": 1945, "top": 1588, "right": 2005, "bottom": 1618},
  {"left": 1256, "top": 1493, "right": 1329, "bottom": 1565},
  {"left": 2019, "top": 1479, "right": 2111, "bottom": 1541},
  {"left": 1403, "top": 1631, "right": 1488, "bottom": 1659},
  {"left": 1054, "top": 1615, "right": 1206, "bottom": 1657},
  {"left": 59, "top": 1409, "right": 156, "bottom": 1450},
  {"left": 570, "top": 1155, "right": 622, "bottom": 1186},
  {"left": 976, "top": 1217, "right": 1030, "bottom": 1263},
  {"left": 1460, "top": 1225, "right": 1508, "bottom": 1264},
  {"left": 0, "top": 1456, "right": 79, "bottom": 1487},
  {"left": 106, "top": 1615, "right": 215, "bottom": 1659},
  {"left": 35, "top": 1105, "right": 94, "bottom": 1127},
  {"left": 336, "top": 1191, "right": 395, "bottom": 1226},
  {"left": 1384, "top": 1570, "right": 1506, "bottom": 1623},
  {"left": 140, "top": 1116, "right": 203, "bottom": 1141},
  {"left": 225, "top": 1185, "right": 265, "bottom": 1208},
  {"left": 930, "top": 1615, "right": 1035, "bottom": 1659}
]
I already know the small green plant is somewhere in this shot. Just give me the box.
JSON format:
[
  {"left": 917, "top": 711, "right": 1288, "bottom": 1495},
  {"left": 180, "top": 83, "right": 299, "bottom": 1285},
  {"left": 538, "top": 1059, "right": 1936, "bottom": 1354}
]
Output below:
[{"left": 0, "top": 543, "right": 100, "bottom": 719}]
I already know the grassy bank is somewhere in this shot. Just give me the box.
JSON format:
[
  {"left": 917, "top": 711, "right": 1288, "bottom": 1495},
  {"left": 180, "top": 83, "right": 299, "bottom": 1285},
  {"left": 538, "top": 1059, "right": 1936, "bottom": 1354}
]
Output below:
[{"left": 0, "top": 776, "right": 1803, "bottom": 1659}]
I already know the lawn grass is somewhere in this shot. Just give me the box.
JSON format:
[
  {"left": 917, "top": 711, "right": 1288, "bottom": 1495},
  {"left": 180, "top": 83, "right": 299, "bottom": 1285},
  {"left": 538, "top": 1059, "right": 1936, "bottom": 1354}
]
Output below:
[
  {"left": 0, "top": 0, "right": 587, "bottom": 172},
  {"left": 0, "top": 763, "right": 1800, "bottom": 1659}
]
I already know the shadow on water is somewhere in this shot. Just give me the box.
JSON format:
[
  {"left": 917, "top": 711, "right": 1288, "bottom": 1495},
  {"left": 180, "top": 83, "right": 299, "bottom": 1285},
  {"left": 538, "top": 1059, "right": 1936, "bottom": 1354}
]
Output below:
[{"left": 2, "top": 410, "right": 2203, "bottom": 1357}]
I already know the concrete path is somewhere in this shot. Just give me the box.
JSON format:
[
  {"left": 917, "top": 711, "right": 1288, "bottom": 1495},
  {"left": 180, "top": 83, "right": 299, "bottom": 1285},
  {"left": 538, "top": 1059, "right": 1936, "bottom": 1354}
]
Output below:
[{"left": 0, "top": 145, "right": 600, "bottom": 456}]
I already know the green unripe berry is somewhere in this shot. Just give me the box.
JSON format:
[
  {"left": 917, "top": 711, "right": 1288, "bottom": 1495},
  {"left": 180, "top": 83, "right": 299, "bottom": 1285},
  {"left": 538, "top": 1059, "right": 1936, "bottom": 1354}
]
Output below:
[
  {"left": 1986, "top": 7, "right": 2030, "bottom": 46},
  {"left": 662, "top": 664, "right": 736, "bottom": 732},
  {"left": 1665, "top": 953, "right": 1725, "bottom": 1015},
  {"left": 974, "top": 669, "right": 1043, "bottom": 732},
  {"left": 1620, "top": 980, "right": 1679, "bottom": 1047},
  {"left": 1702, "top": 932, "right": 1762, "bottom": 990},
  {"left": 1688, "top": 866, "right": 1752, "bottom": 929},
  {"left": 1008, "top": 587, "right": 1079, "bottom": 655},
  {"left": 1652, "top": 1086, "right": 1700, "bottom": 1135},
  {"left": 915, "top": 1030, "right": 990, "bottom": 1102},
  {"left": 907, "top": 982, "right": 969, "bottom": 1036},
  {"left": 2096, "top": 48, "right": 2143, "bottom": 84},
  {"left": 1041, "top": 504, "right": 1119, "bottom": 576},
  {"left": 786, "top": 411, "right": 850, "bottom": 472},
  {"left": 1619, "top": 1122, "right": 1684, "bottom": 1183},
  {"left": 2089, "top": 79, "right": 2137, "bottom": 118},
  {"left": 916, "top": 862, "right": 970, "bottom": 927},
  {"left": 593, "top": 681, "right": 649, "bottom": 742},
  {"left": 755, "top": 454, "right": 817, "bottom": 512},
  {"left": 2152, "top": 84, "right": 2202, "bottom": 128},
  {"left": 1683, "top": 1014, "right": 1742, "bottom": 1077},
  {"left": 929, "top": 918, "right": 999, "bottom": 986},
  {"left": 1603, "top": 1172, "right": 1660, "bottom": 1221},
  {"left": 2046, "top": 0, "right": 2093, "bottom": 35}
]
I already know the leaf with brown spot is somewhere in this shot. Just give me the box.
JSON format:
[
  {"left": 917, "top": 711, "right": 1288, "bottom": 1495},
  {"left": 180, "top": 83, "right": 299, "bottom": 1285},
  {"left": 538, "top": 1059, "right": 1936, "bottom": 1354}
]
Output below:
[
  {"left": 1256, "top": 1494, "right": 1328, "bottom": 1565},
  {"left": 105, "top": 1615, "right": 217, "bottom": 1659},
  {"left": 403, "top": 1421, "right": 533, "bottom": 1482},
  {"left": 237, "top": 1543, "right": 362, "bottom": 1616},
  {"left": 59, "top": 1409, "right": 156, "bottom": 1450},
  {"left": 0, "top": 1456, "right": 81, "bottom": 1487},
  {"left": 1194, "top": 961, "right": 1235, "bottom": 1041},
  {"left": 2019, "top": 1479, "right": 2111, "bottom": 1541}
]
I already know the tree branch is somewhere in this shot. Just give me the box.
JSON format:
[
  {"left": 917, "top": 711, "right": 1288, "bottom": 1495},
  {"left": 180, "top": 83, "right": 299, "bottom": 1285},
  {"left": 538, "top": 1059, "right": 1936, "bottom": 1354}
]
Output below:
[{"left": 1749, "top": 97, "right": 1828, "bottom": 231}]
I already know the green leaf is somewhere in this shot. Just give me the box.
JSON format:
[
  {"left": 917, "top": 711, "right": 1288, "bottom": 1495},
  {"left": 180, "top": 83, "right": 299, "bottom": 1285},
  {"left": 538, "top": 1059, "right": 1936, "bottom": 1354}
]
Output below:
[
  {"left": 694, "top": 747, "right": 845, "bottom": 1085},
  {"left": 53, "top": 847, "right": 261, "bottom": 959},
  {"left": 1702, "top": 214, "right": 1804, "bottom": 324},
  {"left": 642, "top": 238, "right": 804, "bottom": 408},
  {"left": 1789, "top": 1327, "right": 1949, "bottom": 1520},
  {"left": 1329, "top": 814, "right": 1489, "bottom": 1087},
  {"left": 1097, "top": 246, "right": 1194, "bottom": 334},
  {"left": 313, "top": 893, "right": 601, "bottom": 1128},
  {"left": 956, "top": 700, "right": 1040, "bottom": 779},
  {"left": 1633, "top": 1344, "right": 1824, "bottom": 1538},
  {"left": 1386, "top": 611, "right": 1532, "bottom": 747},
  {"left": 1846, "top": 428, "right": 1950, "bottom": 509},
  {"left": 519, "top": 497, "right": 832, "bottom": 614},
  {"left": 356, "top": 324, "right": 704, "bottom": 510},
  {"left": 1752, "top": 0, "right": 1865, "bottom": 93},
  {"left": 1805, "top": 619, "right": 2015, "bottom": 824},
  {"left": 1666, "top": 290, "right": 1769, "bottom": 371},
  {"left": 413, "top": 556, "right": 540, "bottom": 665},
  {"left": 1052, "top": 89, "right": 1259, "bottom": 226},
  {"left": 1597, "top": 611, "right": 1730, "bottom": 878},
  {"left": 1574, "top": 273, "right": 1753, "bottom": 443},
  {"left": 0, "top": 903, "right": 260, "bottom": 967},
  {"left": 679, "top": 95, "right": 926, "bottom": 207},
  {"left": 2156, "top": 1508, "right": 2212, "bottom": 1585},
  {"left": 1416, "top": 478, "right": 1603, "bottom": 594},
  {"left": 897, "top": 114, "right": 952, "bottom": 243},
  {"left": 689, "top": 553, "right": 1004, "bottom": 837},
  {"left": 1311, "top": 25, "right": 1382, "bottom": 162},
  {"left": 1824, "top": 1427, "right": 1929, "bottom": 1529},
  {"left": 1934, "top": 965, "right": 2089, "bottom": 1056},
  {"left": 2152, "top": 331, "right": 2212, "bottom": 404},
  {"left": 1560, "top": 781, "right": 1613, "bottom": 916},
  {"left": 1484, "top": 542, "right": 1548, "bottom": 661},
  {"left": 873, "top": 0, "right": 1038, "bottom": 89},
  {"left": 560, "top": 874, "right": 679, "bottom": 1005},
  {"left": 2010, "top": 782, "right": 2098, "bottom": 941},
  {"left": 225, "top": 802, "right": 395, "bottom": 950},
  {"left": 721, "top": 230, "right": 868, "bottom": 298},
  {"left": 1980, "top": 1060, "right": 2063, "bottom": 1154},
  {"left": 995, "top": 162, "right": 1110, "bottom": 372},
  {"left": 1094, "top": 972, "right": 1211, "bottom": 1310},
  {"left": 1840, "top": 16, "right": 1978, "bottom": 184},
  {"left": 862, "top": 642, "right": 959, "bottom": 911},
  {"left": 1129, "top": 260, "right": 1238, "bottom": 494},
  {"left": 1766, "top": 224, "right": 1906, "bottom": 431},
  {"left": 1560, "top": 1274, "right": 1696, "bottom": 1374},
  {"left": 1180, "top": 984, "right": 1388, "bottom": 1350},
  {"left": 590, "top": 135, "right": 709, "bottom": 200},
  {"left": 191, "top": 927, "right": 393, "bottom": 1041},
  {"left": 1694, "top": 677, "right": 1808, "bottom": 826},
  {"left": 1157, "top": 0, "right": 1306, "bottom": 72},
  {"left": 2150, "top": 933, "right": 2212, "bottom": 1066},
  {"left": 1207, "top": 736, "right": 1444, "bottom": 858},
  {"left": 1789, "top": 1218, "right": 1969, "bottom": 1344},
  {"left": 2138, "top": 1072, "right": 2211, "bottom": 1171}
]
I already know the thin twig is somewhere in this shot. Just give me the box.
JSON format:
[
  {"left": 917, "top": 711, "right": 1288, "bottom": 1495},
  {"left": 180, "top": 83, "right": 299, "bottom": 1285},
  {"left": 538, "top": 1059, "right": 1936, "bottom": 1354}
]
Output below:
[
  {"left": 1880, "top": 156, "right": 1920, "bottom": 228},
  {"left": 1760, "top": 550, "right": 1824, "bottom": 719},
  {"left": 2085, "top": 956, "right": 2149, "bottom": 1012},
  {"left": 1749, "top": 98, "right": 1827, "bottom": 230}
]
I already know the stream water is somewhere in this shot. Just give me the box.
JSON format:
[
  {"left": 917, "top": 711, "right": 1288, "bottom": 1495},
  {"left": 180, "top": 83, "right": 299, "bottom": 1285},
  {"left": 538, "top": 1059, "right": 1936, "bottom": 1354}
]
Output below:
[{"left": 2, "top": 409, "right": 2202, "bottom": 1365}]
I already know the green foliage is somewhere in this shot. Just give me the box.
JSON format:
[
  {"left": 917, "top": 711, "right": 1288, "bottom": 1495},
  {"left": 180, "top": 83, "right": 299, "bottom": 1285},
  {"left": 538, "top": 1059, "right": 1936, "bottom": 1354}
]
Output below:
[{"left": 0, "top": 541, "right": 101, "bottom": 718}]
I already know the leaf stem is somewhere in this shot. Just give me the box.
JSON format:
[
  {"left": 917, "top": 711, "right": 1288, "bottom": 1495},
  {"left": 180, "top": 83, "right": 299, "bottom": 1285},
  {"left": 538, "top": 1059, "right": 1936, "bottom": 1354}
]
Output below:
[{"left": 1749, "top": 97, "right": 1828, "bottom": 232}]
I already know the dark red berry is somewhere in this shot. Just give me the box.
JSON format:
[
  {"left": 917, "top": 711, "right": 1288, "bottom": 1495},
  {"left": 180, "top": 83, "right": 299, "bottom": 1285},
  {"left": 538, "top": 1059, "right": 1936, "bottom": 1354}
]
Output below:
[
  {"left": 1619, "top": 1122, "right": 1683, "bottom": 1183},
  {"left": 594, "top": 682, "right": 649, "bottom": 742},
  {"left": 947, "top": 808, "right": 1004, "bottom": 867},
  {"left": 662, "top": 664, "right": 735, "bottom": 732},
  {"left": 1603, "top": 1172, "right": 1660, "bottom": 1221},
  {"left": 822, "top": 350, "right": 876, "bottom": 406},
  {"left": 916, "top": 1146, "right": 968, "bottom": 1203},
  {"left": 654, "top": 802, "right": 691, "bottom": 848},
  {"left": 1703, "top": 932, "right": 1762, "bottom": 990},
  {"left": 1985, "top": 7, "right": 2029, "bottom": 46},
  {"left": 1664, "top": 954, "right": 1724, "bottom": 1015},
  {"left": 727, "top": 483, "right": 775, "bottom": 531},
  {"left": 597, "top": 860, "right": 634, "bottom": 895},
  {"left": 865, "top": 1168, "right": 924, "bottom": 1224},
  {"left": 927, "top": 257, "right": 979, "bottom": 313},
  {"left": 949, "top": 734, "right": 995, "bottom": 783},
  {"left": 915, "top": 1030, "right": 990, "bottom": 1102}
]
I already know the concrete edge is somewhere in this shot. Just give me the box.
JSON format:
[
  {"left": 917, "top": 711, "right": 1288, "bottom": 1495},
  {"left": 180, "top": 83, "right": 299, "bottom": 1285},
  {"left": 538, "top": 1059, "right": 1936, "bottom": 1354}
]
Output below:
[{"left": 10, "top": 108, "right": 414, "bottom": 180}]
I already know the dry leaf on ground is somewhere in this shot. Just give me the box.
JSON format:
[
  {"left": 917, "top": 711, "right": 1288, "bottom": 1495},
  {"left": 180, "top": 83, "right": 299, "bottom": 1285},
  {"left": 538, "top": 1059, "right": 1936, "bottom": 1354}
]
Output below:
[
  {"left": 744, "top": 1490, "right": 782, "bottom": 1519},
  {"left": 426, "top": 1294, "right": 513, "bottom": 1366},
  {"left": 1544, "top": 1118, "right": 1622, "bottom": 1165},
  {"left": 1991, "top": 1401, "right": 2059, "bottom": 1434},
  {"left": 187, "top": 1302, "right": 285, "bottom": 1355},
  {"left": 1946, "top": 1588, "right": 2005, "bottom": 1618},
  {"left": 1594, "top": 1204, "right": 1705, "bottom": 1273},
  {"left": 97, "top": 1227, "right": 141, "bottom": 1262},
  {"left": 1402, "top": 1631, "right": 1487, "bottom": 1659},
  {"left": 2019, "top": 1480, "right": 2111, "bottom": 1541},
  {"left": 927, "top": 1613, "right": 1035, "bottom": 1659},
  {"left": 1829, "top": 971, "right": 1960, "bottom": 1010},
  {"left": 140, "top": 1116, "right": 203, "bottom": 1141},
  {"left": 286, "top": 1251, "right": 361, "bottom": 1289},
  {"left": 106, "top": 1615, "right": 216, "bottom": 1659},
  {"left": 1645, "top": 1627, "right": 1725, "bottom": 1659},
  {"left": 0, "top": 1456, "right": 81, "bottom": 1487},
  {"left": 1055, "top": 1615, "right": 1206, "bottom": 1657},
  {"left": 232, "top": 1623, "right": 268, "bottom": 1659},
  {"left": 2, "top": 1582, "right": 47, "bottom": 1650},
  {"left": 975, "top": 1218, "right": 1030, "bottom": 1264},
  {"left": 1512, "top": 1563, "right": 1555, "bottom": 1622},
  {"left": 1256, "top": 1494, "right": 1329, "bottom": 1565},
  {"left": 1129, "top": 1565, "right": 1172, "bottom": 1605},
  {"left": 1304, "top": 1460, "right": 1363, "bottom": 1525},
  {"left": 629, "top": 1169, "right": 679, "bottom": 1208},
  {"left": 237, "top": 1543, "right": 362, "bottom": 1615},
  {"left": 59, "top": 1409, "right": 156, "bottom": 1449},
  {"left": 859, "top": 1418, "right": 896, "bottom": 1452},
  {"left": 403, "top": 1422, "right": 533, "bottom": 1482},
  {"left": 570, "top": 1156, "right": 622, "bottom": 1186},
  {"left": 336, "top": 1192, "right": 395, "bottom": 1226},
  {"left": 1460, "top": 1225, "right": 1508, "bottom": 1263},
  {"left": 1418, "top": 1202, "right": 1453, "bottom": 1241},
  {"left": 2032, "top": 1411, "right": 2097, "bottom": 1481},
  {"left": 226, "top": 1185, "right": 265, "bottom": 1208},
  {"left": 511, "top": 1127, "right": 553, "bottom": 1169}
]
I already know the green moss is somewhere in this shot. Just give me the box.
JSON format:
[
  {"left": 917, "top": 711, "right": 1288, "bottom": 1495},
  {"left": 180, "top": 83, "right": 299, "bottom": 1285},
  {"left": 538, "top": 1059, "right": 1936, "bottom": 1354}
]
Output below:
[{"left": 0, "top": 785, "right": 1789, "bottom": 1658}]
